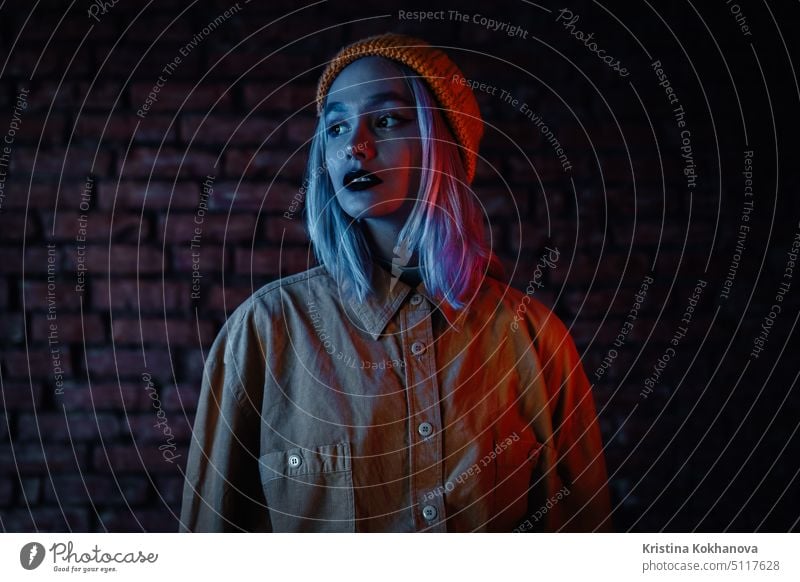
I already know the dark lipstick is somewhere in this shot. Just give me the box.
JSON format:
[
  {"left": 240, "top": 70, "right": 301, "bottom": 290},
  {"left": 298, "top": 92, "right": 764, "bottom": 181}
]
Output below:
[{"left": 343, "top": 169, "right": 383, "bottom": 191}]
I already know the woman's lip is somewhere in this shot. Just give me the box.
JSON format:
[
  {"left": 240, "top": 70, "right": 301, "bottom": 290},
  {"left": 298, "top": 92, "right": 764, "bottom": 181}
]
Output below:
[
  {"left": 343, "top": 170, "right": 383, "bottom": 191},
  {"left": 344, "top": 178, "right": 383, "bottom": 191}
]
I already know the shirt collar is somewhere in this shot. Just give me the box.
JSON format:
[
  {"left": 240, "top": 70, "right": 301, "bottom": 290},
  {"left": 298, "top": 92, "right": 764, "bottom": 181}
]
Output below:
[{"left": 340, "top": 263, "right": 466, "bottom": 340}]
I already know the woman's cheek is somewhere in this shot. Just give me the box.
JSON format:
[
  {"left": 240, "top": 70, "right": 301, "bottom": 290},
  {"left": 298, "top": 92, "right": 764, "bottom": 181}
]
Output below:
[{"left": 325, "top": 152, "right": 344, "bottom": 183}]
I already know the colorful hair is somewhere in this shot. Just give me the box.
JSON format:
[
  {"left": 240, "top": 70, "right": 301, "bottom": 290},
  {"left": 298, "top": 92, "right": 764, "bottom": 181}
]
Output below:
[{"left": 304, "top": 63, "right": 503, "bottom": 309}]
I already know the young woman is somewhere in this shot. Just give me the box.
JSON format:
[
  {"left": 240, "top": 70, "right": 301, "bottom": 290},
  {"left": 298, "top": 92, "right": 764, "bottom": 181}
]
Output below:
[{"left": 180, "top": 33, "right": 612, "bottom": 532}]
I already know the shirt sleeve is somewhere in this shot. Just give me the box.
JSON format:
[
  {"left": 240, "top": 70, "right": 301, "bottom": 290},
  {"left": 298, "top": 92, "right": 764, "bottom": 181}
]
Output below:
[
  {"left": 179, "top": 309, "right": 269, "bottom": 532},
  {"left": 535, "top": 310, "right": 614, "bottom": 532}
]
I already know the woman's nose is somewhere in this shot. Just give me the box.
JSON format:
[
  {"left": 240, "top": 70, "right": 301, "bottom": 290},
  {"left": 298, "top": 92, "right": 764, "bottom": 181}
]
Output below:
[{"left": 346, "top": 119, "right": 376, "bottom": 161}]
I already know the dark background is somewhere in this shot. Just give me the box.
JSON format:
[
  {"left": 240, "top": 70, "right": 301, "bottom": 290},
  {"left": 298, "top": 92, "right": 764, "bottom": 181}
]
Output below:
[{"left": 1, "top": 0, "right": 799, "bottom": 532}]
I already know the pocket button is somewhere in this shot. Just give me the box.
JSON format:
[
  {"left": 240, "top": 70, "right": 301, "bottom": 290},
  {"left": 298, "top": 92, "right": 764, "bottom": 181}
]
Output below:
[{"left": 287, "top": 454, "right": 302, "bottom": 468}]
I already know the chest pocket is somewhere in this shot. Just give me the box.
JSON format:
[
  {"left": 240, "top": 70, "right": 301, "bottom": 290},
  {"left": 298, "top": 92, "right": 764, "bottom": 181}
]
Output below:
[{"left": 258, "top": 441, "right": 355, "bottom": 532}]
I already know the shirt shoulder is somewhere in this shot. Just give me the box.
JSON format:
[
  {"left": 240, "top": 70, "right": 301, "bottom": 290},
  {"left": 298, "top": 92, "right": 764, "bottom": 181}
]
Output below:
[
  {"left": 479, "top": 275, "right": 574, "bottom": 352},
  {"left": 222, "top": 265, "right": 331, "bottom": 331}
]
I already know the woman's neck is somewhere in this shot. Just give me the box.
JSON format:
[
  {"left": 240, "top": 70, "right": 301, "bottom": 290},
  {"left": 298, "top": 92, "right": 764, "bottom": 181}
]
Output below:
[
  {"left": 359, "top": 218, "right": 424, "bottom": 288},
  {"left": 360, "top": 214, "right": 418, "bottom": 268},
  {"left": 375, "top": 256, "right": 423, "bottom": 288}
]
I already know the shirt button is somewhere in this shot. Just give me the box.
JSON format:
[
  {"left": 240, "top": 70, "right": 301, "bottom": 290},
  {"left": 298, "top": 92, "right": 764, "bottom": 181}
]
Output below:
[
  {"left": 411, "top": 341, "right": 426, "bottom": 355},
  {"left": 410, "top": 294, "right": 423, "bottom": 306},
  {"left": 418, "top": 422, "right": 433, "bottom": 438},
  {"left": 287, "top": 454, "right": 302, "bottom": 468},
  {"left": 422, "top": 505, "right": 438, "bottom": 521}
]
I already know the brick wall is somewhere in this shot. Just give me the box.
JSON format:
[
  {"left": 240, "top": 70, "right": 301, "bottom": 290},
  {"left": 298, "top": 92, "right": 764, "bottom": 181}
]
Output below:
[{"left": 1, "top": 0, "right": 799, "bottom": 531}]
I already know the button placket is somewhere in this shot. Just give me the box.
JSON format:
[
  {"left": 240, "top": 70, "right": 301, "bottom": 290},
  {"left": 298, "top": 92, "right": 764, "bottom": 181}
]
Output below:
[{"left": 401, "top": 300, "right": 446, "bottom": 531}]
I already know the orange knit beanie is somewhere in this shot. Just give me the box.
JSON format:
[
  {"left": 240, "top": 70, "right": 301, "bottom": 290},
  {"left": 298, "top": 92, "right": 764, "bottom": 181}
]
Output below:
[{"left": 316, "top": 33, "right": 483, "bottom": 184}]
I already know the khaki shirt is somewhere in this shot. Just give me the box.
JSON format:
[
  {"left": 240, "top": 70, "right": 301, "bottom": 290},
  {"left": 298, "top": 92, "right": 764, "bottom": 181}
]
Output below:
[{"left": 180, "top": 263, "right": 612, "bottom": 532}]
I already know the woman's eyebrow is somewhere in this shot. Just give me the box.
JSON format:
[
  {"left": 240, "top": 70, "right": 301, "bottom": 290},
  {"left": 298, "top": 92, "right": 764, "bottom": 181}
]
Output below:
[
  {"left": 364, "top": 91, "right": 413, "bottom": 107},
  {"left": 324, "top": 91, "right": 413, "bottom": 115}
]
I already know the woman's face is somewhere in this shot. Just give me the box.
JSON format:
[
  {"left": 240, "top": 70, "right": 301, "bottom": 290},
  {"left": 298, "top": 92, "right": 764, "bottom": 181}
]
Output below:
[{"left": 323, "top": 56, "right": 422, "bottom": 223}]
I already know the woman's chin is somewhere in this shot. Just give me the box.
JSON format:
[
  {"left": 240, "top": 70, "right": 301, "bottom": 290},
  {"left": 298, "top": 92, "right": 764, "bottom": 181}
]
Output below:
[
  {"left": 337, "top": 197, "right": 405, "bottom": 222},
  {"left": 344, "top": 208, "right": 395, "bottom": 222}
]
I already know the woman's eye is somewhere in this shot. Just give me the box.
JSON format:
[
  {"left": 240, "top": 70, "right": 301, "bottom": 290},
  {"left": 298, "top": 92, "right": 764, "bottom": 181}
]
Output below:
[
  {"left": 376, "top": 113, "right": 405, "bottom": 128},
  {"left": 326, "top": 121, "right": 346, "bottom": 137}
]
